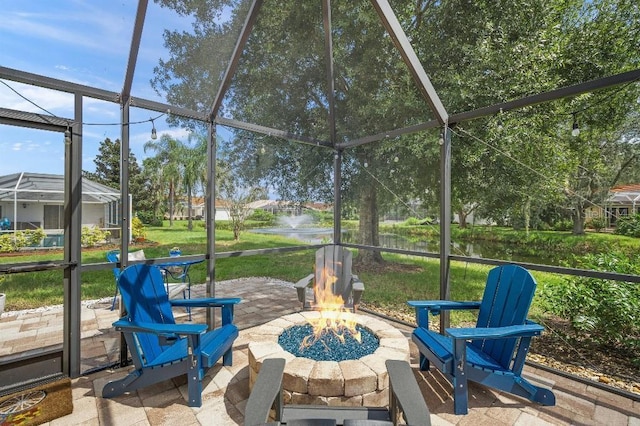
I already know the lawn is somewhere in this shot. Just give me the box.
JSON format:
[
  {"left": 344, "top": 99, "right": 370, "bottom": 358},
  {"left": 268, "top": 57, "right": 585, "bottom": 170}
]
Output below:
[{"left": 0, "top": 220, "right": 564, "bottom": 326}]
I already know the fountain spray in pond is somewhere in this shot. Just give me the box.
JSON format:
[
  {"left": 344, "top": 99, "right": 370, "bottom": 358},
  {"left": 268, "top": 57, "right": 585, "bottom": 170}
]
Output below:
[{"left": 277, "top": 214, "right": 313, "bottom": 229}]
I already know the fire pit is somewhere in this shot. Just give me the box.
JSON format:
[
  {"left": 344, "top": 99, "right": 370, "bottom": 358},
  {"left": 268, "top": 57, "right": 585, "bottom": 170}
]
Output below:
[{"left": 247, "top": 311, "right": 409, "bottom": 407}]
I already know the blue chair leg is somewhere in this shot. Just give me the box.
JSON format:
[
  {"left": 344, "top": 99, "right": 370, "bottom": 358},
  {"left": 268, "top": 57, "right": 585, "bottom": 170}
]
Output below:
[
  {"left": 418, "top": 353, "right": 430, "bottom": 371},
  {"left": 452, "top": 339, "right": 469, "bottom": 415},
  {"left": 222, "top": 347, "right": 233, "bottom": 366},
  {"left": 110, "top": 286, "right": 118, "bottom": 311},
  {"left": 185, "top": 273, "right": 192, "bottom": 321}
]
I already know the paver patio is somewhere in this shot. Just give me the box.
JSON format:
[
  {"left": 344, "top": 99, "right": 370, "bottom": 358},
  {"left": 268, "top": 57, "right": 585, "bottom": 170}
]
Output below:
[{"left": 1, "top": 278, "right": 638, "bottom": 425}]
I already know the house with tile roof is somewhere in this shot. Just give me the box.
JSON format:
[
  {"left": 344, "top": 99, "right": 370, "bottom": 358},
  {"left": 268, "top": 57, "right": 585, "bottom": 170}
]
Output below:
[{"left": 586, "top": 183, "right": 640, "bottom": 227}]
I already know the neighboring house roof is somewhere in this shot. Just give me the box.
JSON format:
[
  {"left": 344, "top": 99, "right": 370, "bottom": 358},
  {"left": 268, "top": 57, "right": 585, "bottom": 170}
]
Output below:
[
  {"left": 304, "top": 202, "right": 332, "bottom": 211},
  {"left": 247, "top": 199, "right": 281, "bottom": 210},
  {"left": 611, "top": 183, "right": 640, "bottom": 193},
  {"left": 246, "top": 199, "right": 333, "bottom": 211},
  {"left": 176, "top": 197, "right": 230, "bottom": 208},
  {"left": 607, "top": 184, "right": 640, "bottom": 205},
  {"left": 0, "top": 172, "right": 120, "bottom": 204}
]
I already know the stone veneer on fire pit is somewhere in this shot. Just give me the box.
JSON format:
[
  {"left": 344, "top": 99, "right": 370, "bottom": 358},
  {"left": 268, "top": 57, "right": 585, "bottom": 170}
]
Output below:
[{"left": 247, "top": 311, "right": 410, "bottom": 407}]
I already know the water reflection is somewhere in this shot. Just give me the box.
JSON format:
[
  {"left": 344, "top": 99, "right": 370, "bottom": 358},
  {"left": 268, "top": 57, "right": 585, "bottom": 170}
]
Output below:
[
  {"left": 251, "top": 227, "right": 334, "bottom": 244},
  {"left": 250, "top": 227, "right": 559, "bottom": 265},
  {"left": 343, "top": 232, "right": 558, "bottom": 266}
]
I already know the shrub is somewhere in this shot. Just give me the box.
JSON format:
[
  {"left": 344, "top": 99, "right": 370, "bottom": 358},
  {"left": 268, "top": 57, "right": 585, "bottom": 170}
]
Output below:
[
  {"left": 247, "top": 209, "right": 276, "bottom": 224},
  {"left": 132, "top": 216, "right": 146, "bottom": 240},
  {"left": 0, "top": 228, "right": 46, "bottom": 252},
  {"left": 540, "top": 251, "right": 640, "bottom": 359},
  {"left": 23, "top": 228, "right": 46, "bottom": 247},
  {"left": 551, "top": 218, "right": 573, "bottom": 231},
  {"left": 136, "top": 210, "right": 163, "bottom": 226},
  {"left": 587, "top": 216, "right": 606, "bottom": 232},
  {"left": 614, "top": 214, "right": 640, "bottom": 237},
  {"left": 81, "top": 226, "right": 111, "bottom": 247},
  {"left": 403, "top": 217, "right": 422, "bottom": 226}
]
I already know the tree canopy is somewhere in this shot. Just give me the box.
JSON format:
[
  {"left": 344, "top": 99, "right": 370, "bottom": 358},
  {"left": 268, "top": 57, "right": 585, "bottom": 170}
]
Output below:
[
  {"left": 83, "top": 137, "right": 146, "bottom": 210},
  {"left": 148, "top": 0, "right": 640, "bottom": 256}
]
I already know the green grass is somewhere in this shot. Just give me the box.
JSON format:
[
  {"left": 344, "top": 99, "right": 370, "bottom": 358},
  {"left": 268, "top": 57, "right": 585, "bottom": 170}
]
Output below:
[
  {"left": 0, "top": 221, "right": 589, "bottom": 326},
  {"left": 0, "top": 221, "right": 316, "bottom": 310}
]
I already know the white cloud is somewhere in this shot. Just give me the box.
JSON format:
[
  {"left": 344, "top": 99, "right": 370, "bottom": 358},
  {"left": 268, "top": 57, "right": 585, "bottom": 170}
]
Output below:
[
  {"left": 0, "top": 81, "right": 74, "bottom": 116},
  {"left": 0, "top": 5, "right": 135, "bottom": 57},
  {"left": 159, "top": 128, "right": 192, "bottom": 141},
  {"left": 11, "top": 142, "right": 23, "bottom": 151}
]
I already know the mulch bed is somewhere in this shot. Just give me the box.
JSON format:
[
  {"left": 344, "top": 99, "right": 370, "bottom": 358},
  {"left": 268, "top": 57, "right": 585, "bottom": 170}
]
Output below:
[{"left": 528, "top": 316, "right": 640, "bottom": 395}]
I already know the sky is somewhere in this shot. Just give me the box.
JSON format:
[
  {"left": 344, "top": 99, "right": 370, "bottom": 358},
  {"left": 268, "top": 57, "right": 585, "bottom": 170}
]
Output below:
[{"left": 0, "top": 1, "right": 226, "bottom": 178}]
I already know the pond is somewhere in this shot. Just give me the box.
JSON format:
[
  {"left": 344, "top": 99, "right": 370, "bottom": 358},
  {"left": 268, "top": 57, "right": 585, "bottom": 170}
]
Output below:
[
  {"left": 343, "top": 231, "right": 561, "bottom": 266},
  {"left": 250, "top": 227, "right": 561, "bottom": 266}
]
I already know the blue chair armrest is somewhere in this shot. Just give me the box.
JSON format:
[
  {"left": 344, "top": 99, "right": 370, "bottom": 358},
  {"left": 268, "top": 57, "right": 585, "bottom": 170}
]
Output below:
[
  {"left": 446, "top": 323, "right": 544, "bottom": 340},
  {"left": 408, "top": 300, "right": 482, "bottom": 311},
  {"left": 170, "top": 297, "right": 241, "bottom": 308},
  {"left": 170, "top": 297, "right": 240, "bottom": 326},
  {"left": 408, "top": 301, "right": 482, "bottom": 328},
  {"left": 113, "top": 319, "right": 207, "bottom": 336}
]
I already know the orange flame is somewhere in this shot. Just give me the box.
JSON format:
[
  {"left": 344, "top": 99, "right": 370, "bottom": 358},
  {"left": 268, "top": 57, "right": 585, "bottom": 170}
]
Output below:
[{"left": 301, "top": 264, "right": 361, "bottom": 350}]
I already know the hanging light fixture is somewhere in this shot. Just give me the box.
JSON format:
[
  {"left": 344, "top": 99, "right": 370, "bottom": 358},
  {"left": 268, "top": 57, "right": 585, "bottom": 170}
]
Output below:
[
  {"left": 150, "top": 118, "right": 157, "bottom": 140},
  {"left": 64, "top": 124, "right": 72, "bottom": 144},
  {"left": 571, "top": 113, "right": 580, "bottom": 137}
]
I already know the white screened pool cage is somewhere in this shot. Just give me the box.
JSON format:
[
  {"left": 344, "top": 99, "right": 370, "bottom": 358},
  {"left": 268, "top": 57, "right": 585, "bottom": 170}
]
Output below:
[
  {"left": 0, "top": 172, "right": 128, "bottom": 246},
  {"left": 0, "top": 0, "right": 638, "bottom": 394}
]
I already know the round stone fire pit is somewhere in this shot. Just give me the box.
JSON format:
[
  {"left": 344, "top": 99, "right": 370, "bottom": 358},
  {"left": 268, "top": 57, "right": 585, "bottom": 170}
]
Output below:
[{"left": 247, "top": 311, "right": 410, "bottom": 407}]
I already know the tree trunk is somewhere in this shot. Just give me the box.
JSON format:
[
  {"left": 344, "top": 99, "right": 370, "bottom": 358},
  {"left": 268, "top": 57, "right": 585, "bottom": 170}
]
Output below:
[
  {"left": 187, "top": 186, "right": 193, "bottom": 231},
  {"left": 354, "top": 185, "right": 384, "bottom": 266},
  {"left": 572, "top": 203, "right": 586, "bottom": 235},
  {"left": 457, "top": 209, "right": 468, "bottom": 229},
  {"left": 168, "top": 180, "right": 175, "bottom": 227},
  {"left": 523, "top": 198, "right": 531, "bottom": 236}
]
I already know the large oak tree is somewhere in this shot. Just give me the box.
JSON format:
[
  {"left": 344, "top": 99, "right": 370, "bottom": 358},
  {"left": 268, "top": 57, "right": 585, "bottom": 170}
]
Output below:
[{"left": 150, "top": 0, "right": 640, "bottom": 263}]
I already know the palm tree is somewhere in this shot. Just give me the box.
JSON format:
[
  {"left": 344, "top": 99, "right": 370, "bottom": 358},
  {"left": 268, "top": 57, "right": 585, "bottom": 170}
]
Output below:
[
  {"left": 182, "top": 134, "right": 208, "bottom": 231},
  {"left": 144, "top": 135, "right": 184, "bottom": 227}
]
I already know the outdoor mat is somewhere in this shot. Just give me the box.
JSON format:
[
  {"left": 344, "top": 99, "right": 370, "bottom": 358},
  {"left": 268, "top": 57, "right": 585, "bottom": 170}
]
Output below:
[{"left": 0, "top": 378, "right": 73, "bottom": 425}]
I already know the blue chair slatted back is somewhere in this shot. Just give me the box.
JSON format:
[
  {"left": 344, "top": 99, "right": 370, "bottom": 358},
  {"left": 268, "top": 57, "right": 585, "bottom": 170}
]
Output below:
[
  {"left": 472, "top": 264, "right": 537, "bottom": 370},
  {"left": 118, "top": 264, "right": 177, "bottom": 365},
  {"left": 314, "top": 245, "right": 352, "bottom": 303}
]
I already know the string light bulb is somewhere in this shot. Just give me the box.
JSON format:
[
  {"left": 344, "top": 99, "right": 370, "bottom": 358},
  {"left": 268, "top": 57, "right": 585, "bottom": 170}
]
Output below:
[
  {"left": 571, "top": 113, "right": 580, "bottom": 137},
  {"left": 64, "top": 127, "right": 71, "bottom": 144},
  {"left": 497, "top": 108, "right": 504, "bottom": 131},
  {"left": 150, "top": 118, "right": 157, "bottom": 140},
  {"left": 393, "top": 155, "right": 399, "bottom": 163}
]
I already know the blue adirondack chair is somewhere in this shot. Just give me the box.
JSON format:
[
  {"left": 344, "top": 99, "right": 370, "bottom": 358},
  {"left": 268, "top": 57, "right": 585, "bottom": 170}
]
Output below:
[
  {"left": 106, "top": 249, "right": 122, "bottom": 311},
  {"left": 408, "top": 264, "right": 555, "bottom": 415},
  {"left": 102, "top": 264, "right": 241, "bottom": 407}
]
